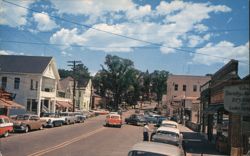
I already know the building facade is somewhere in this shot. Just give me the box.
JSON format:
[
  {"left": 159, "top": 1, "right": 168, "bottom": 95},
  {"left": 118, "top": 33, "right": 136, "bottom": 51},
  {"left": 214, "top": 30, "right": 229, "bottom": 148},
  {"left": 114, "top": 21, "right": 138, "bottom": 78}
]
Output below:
[
  {"left": 165, "top": 75, "right": 211, "bottom": 124},
  {"left": 0, "top": 55, "right": 60, "bottom": 116}
]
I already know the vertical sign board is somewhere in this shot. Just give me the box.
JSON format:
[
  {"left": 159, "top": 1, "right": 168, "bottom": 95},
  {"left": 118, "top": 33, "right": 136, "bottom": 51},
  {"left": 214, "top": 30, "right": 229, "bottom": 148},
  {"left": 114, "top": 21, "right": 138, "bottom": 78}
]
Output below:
[{"left": 224, "top": 84, "right": 250, "bottom": 115}]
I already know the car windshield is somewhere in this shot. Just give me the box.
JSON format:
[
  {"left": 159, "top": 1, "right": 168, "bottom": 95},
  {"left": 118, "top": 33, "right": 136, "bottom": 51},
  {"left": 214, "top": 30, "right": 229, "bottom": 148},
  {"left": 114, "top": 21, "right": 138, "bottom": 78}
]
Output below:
[
  {"left": 156, "top": 131, "right": 179, "bottom": 138},
  {"left": 16, "top": 115, "right": 29, "bottom": 120},
  {"left": 42, "top": 113, "right": 54, "bottom": 117}
]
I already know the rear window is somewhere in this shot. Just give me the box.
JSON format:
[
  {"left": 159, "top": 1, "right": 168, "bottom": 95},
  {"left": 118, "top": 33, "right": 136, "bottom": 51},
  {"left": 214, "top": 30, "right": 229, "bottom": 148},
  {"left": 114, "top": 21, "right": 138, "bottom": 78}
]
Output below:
[
  {"left": 128, "top": 151, "right": 166, "bottom": 156},
  {"left": 156, "top": 130, "right": 179, "bottom": 138},
  {"left": 161, "top": 123, "right": 177, "bottom": 128},
  {"left": 110, "top": 116, "right": 120, "bottom": 119}
]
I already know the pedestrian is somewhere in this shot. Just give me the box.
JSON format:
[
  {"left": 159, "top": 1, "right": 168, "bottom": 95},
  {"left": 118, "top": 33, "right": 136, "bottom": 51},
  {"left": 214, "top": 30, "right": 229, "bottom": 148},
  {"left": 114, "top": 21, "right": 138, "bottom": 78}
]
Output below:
[{"left": 143, "top": 123, "right": 150, "bottom": 141}]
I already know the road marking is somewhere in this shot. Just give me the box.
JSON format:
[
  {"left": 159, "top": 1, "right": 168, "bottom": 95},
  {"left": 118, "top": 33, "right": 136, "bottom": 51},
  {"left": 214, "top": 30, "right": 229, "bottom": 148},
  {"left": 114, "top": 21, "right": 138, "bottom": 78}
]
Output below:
[{"left": 27, "top": 127, "right": 106, "bottom": 156}]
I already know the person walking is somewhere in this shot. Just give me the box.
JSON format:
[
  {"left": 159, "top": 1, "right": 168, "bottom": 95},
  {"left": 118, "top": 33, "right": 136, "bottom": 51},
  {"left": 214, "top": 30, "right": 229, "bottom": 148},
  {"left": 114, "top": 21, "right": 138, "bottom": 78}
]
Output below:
[{"left": 143, "top": 123, "right": 150, "bottom": 141}]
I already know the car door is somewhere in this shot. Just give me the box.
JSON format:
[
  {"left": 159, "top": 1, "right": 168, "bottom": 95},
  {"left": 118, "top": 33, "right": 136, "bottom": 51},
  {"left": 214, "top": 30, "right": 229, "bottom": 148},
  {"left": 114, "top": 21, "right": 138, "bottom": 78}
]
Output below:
[{"left": 30, "top": 116, "right": 40, "bottom": 129}]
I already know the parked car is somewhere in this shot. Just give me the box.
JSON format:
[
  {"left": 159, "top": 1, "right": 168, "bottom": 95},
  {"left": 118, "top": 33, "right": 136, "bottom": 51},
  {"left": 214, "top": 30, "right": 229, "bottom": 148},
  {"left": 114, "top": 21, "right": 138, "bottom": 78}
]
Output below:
[
  {"left": 59, "top": 112, "right": 77, "bottom": 125},
  {"left": 105, "top": 114, "right": 122, "bottom": 128},
  {"left": 144, "top": 116, "right": 158, "bottom": 125},
  {"left": 151, "top": 126, "right": 183, "bottom": 146},
  {"left": 161, "top": 120, "right": 179, "bottom": 129},
  {"left": 13, "top": 114, "right": 46, "bottom": 133},
  {"left": 125, "top": 114, "right": 147, "bottom": 126},
  {"left": 73, "top": 112, "right": 86, "bottom": 123},
  {"left": 128, "top": 142, "right": 185, "bottom": 156},
  {"left": 0, "top": 115, "right": 13, "bottom": 137},
  {"left": 151, "top": 126, "right": 183, "bottom": 147},
  {"left": 40, "top": 113, "right": 65, "bottom": 127}
]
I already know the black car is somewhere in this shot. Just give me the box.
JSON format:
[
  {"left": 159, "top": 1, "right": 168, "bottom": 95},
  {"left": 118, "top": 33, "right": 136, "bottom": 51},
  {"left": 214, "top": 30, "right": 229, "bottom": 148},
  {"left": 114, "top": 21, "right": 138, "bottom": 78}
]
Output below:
[
  {"left": 144, "top": 116, "right": 158, "bottom": 124},
  {"left": 125, "top": 114, "right": 147, "bottom": 126}
]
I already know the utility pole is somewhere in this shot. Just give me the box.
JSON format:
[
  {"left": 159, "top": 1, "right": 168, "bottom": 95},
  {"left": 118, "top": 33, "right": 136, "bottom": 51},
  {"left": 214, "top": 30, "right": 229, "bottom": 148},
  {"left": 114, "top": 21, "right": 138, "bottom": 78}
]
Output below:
[{"left": 68, "top": 60, "right": 82, "bottom": 112}]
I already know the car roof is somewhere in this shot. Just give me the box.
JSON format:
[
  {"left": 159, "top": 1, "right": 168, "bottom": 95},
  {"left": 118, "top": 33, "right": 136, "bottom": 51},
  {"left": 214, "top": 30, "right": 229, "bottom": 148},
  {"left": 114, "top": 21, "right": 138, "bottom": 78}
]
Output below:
[
  {"left": 108, "top": 113, "right": 121, "bottom": 116},
  {"left": 157, "top": 126, "right": 180, "bottom": 134},
  {"left": 161, "top": 120, "right": 178, "bottom": 125},
  {"left": 130, "top": 142, "right": 182, "bottom": 156}
]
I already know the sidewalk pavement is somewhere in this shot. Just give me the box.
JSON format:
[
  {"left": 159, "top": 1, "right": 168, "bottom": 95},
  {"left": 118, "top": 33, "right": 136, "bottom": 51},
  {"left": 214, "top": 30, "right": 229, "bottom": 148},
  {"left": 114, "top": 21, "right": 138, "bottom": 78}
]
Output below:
[{"left": 179, "top": 124, "right": 228, "bottom": 156}]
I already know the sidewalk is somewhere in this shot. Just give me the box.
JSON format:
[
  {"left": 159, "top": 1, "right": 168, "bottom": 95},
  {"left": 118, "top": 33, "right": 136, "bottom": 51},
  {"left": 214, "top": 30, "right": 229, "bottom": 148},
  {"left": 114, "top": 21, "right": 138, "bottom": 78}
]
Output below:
[{"left": 179, "top": 124, "right": 228, "bottom": 156}]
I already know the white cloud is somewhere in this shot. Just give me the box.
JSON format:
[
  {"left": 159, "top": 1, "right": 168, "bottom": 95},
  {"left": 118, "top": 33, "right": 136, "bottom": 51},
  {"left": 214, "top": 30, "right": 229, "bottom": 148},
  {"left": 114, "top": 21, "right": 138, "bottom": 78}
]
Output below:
[
  {"left": 0, "top": 50, "right": 24, "bottom": 55},
  {"left": 0, "top": 0, "right": 34, "bottom": 27},
  {"left": 188, "top": 34, "right": 211, "bottom": 47},
  {"left": 192, "top": 41, "right": 249, "bottom": 65},
  {"left": 49, "top": 1, "right": 232, "bottom": 55},
  {"left": 50, "top": 28, "right": 87, "bottom": 49},
  {"left": 126, "top": 5, "right": 152, "bottom": 20},
  {"left": 33, "top": 12, "right": 58, "bottom": 31},
  {"left": 51, "top": 0, "right": 134, "bottom": 15}
]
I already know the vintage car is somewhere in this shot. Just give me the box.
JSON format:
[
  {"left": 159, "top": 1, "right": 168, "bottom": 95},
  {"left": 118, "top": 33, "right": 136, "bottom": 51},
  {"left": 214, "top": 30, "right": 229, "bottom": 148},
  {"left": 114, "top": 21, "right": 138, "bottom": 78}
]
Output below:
[
  {"left": 128, "top": 142, "right": 185, "bottom": 156},
  {"left": 125, "top": 114, "right": 147, "bottom": 126},
  {"left": 0, "top": 115, "right": 13, "bottom": 137},
  {"left": 73, "top": 112, "right": 86, "bottom": 123},
  {"left": 105, "top": 114, "right": 122, "bottom": 128},
  {"left": 160, "top": 120, "right": 179, "bottom": 129},
  {"left": 13, "top": 114, "right": 46, "bottom": 133},
  {"left": 151, "top": 126, "right": 183, "bottom": 147},
  {"left": 40, "top": 113, "right": 65, "bottom": 127},
  {"left": 59, "top": 112, "right": 77, "bottom": 125}
]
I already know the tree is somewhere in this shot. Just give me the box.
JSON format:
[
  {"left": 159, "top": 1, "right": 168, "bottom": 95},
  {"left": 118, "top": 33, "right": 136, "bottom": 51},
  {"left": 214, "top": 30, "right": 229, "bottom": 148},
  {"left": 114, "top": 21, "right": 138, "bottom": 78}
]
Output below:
[
  {"left": 97, "top": 55, "right": 136, "bottom": 110},
  {"left": 58, "top": 64, "right": 90, "bottom": 82},
  {"left": 151, "top": 70, "right": 169, "bottom": 104}
]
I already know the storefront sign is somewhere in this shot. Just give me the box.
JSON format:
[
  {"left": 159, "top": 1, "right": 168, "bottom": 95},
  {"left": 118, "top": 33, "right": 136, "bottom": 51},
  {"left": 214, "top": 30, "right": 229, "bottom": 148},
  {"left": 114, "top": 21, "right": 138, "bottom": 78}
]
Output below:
[{"left": 224, "top": 84, "right": 250, "bottom": 115}]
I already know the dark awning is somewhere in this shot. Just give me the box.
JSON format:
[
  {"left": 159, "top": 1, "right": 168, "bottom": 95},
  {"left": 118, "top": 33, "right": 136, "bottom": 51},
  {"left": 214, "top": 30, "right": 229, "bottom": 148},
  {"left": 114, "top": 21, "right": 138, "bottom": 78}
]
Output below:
[{"left": 203, "top": 104, "right": 224, "bottom": 115}]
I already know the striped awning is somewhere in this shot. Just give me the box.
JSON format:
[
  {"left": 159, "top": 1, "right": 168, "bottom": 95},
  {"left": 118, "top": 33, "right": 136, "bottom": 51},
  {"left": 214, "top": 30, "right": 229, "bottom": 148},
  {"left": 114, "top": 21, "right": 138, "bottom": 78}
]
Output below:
[
  {"left": 0, "top": 98, "right": 25, "bottom": 109},
  {"left": 56, "top": 101, "right": 73, "bottom": 108}
]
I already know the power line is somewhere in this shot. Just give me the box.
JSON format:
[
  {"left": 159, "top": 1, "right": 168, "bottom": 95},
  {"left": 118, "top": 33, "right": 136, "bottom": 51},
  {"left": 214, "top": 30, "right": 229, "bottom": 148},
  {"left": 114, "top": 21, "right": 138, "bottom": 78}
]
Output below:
[
  {"left": 2, "top": 0, "right": 249, "bottom": 64},
  {"left": 0, "top": 40, "right": 247, "bottom": 50},
  {"left": 0, "top": 27, "right": 248, "bottom": 35}
]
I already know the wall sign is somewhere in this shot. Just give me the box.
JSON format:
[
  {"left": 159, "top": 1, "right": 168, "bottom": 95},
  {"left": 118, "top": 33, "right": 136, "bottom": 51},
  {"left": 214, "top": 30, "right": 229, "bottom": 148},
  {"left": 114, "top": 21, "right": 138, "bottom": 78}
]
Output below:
[{"left": 224, "top": 84, "right": 250, "bottom": 115}]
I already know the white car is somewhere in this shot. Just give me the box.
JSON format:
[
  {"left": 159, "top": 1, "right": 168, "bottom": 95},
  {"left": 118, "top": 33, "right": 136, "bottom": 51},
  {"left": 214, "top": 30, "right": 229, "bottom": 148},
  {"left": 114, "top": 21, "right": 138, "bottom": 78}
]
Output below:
[
  {"left": 155, "top": 127, "right": 183, "bottom": 145},
  {"left": 40, "top": 113, "right": 65, "bottom": 127},
  {"left": 128, "top": 142, "right": 185, "bottom": 156},
  {"left": 161, "top": 120, "right": 179, "bottom": 129}
]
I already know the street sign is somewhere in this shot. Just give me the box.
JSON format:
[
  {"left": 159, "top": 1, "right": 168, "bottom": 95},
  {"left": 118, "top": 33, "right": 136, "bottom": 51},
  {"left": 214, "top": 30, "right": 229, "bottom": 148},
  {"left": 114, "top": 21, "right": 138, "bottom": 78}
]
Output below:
[{"left": 224, "top": 84, "right": 250, "bottom": 115}]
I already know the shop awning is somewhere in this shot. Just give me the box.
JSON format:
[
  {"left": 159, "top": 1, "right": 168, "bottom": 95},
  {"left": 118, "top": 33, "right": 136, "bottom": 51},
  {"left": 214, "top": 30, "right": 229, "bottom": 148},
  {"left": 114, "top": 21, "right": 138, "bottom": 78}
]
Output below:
[
  {"left": 56, "top": 101, "right": 73, "bottom": 108},
  {"left": 0, "top": 98, "right": 25, "bottom": 109},
  {"left": 203, "top": 104, "right": 224, "bottom": 115}
]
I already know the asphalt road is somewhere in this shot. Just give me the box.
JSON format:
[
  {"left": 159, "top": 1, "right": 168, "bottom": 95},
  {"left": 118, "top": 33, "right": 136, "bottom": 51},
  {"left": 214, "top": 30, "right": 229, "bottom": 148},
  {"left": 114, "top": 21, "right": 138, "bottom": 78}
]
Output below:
[{"left": 0, "top": 110, "right": 144, "bottom": 156}]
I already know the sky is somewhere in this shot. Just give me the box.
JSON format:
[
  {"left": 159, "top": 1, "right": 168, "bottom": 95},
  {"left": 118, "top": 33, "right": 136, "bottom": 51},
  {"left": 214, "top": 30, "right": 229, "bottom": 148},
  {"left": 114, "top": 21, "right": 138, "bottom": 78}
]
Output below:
[{"left": 0, "top": 0, "right": 249, "bottom": 77}]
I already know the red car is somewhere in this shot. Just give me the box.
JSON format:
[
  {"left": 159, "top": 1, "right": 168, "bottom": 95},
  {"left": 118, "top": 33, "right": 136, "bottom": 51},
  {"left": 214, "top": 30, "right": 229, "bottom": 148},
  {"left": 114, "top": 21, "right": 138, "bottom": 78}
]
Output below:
[
  {"left": 105, "top": 114, "right": 122, "bottom": 128},
  {"left": 0, "top": 115, "right": 13, "bottom": 137}
]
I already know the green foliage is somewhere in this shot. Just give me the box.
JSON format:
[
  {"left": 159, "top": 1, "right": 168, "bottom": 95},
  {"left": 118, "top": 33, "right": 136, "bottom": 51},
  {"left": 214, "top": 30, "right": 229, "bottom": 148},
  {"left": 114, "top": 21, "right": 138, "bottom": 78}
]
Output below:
[
  {"left": 59, "top": 64, "right": 90, "bottom": 82},
  {"left": 92, "top": 55, "right": 169, "bottom": 110},
  {"left": 150, "top": 70, "right": 169, "bottom": 104}
]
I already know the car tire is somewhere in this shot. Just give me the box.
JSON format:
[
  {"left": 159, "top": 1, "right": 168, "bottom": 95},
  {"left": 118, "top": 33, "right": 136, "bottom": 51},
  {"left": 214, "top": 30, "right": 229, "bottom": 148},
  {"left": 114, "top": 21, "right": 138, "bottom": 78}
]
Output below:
[
  {"left": 25, "top": 126, "right": 29, "bottom": 133},
  {"left": 3, "top": 131, "right": 9, "bottom": 137},
  {"left": 39, "top": 125, "right": 43, "bottom": 130}
]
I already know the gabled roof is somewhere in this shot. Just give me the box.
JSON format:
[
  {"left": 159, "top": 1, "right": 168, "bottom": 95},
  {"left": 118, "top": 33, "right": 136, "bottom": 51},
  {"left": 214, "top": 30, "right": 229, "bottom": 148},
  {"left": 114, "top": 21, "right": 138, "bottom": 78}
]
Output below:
[{"left": 0, "top": 55, "right": 52, "bottom": 74}]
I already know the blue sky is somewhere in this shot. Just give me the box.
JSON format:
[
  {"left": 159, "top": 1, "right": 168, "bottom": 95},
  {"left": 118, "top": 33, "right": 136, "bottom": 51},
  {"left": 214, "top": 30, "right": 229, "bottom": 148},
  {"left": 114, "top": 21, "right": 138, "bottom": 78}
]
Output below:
[{"left": 0, "top": 0, "right": 249, "bottom": 77}]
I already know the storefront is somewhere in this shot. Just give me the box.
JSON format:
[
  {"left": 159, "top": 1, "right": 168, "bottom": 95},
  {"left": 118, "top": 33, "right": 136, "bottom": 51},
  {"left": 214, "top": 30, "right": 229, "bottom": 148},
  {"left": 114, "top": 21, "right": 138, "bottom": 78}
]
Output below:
[{"left": 203, "top": 60, "right": 240, "bottom": 154}]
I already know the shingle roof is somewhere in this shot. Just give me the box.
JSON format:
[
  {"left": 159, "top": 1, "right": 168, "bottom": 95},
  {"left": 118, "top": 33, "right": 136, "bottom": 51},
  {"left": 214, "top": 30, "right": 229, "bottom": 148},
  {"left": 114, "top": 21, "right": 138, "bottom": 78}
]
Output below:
[{"left": 0, "top": 55, "right": 52, "bottom": 74}]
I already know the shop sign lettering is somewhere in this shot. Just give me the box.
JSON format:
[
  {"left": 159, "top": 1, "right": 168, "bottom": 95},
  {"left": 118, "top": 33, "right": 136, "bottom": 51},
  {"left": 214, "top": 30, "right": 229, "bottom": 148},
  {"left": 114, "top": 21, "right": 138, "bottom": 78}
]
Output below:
[{"left": 224, "top": 84, "right": 250, "bottom": 115}]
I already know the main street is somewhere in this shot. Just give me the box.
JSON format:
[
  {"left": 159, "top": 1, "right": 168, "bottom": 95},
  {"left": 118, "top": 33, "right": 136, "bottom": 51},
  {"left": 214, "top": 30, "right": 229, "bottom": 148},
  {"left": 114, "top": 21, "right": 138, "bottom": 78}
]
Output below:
[{"left": 0, "top": 110, "right": 143, "bottom": 156}]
